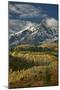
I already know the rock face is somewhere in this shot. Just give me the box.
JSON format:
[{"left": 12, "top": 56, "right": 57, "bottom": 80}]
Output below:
[{"left": 9, "top": 17, "right": 58, "bottom": 46}]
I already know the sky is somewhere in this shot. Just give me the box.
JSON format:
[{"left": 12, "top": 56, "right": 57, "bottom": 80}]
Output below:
[
  {"left": 8, "top": 1, "right": 58, "bottom": 36},
  {"left": 9, "top": 2, "right": 58, "bottom": 22}
]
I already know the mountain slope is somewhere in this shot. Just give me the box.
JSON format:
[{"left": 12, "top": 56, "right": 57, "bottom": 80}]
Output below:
[{"left": 9, "top": 17, "right": 58, "bottom": 46}]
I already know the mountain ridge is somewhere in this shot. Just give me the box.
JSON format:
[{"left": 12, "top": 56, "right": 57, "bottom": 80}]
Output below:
[{"left": 9, "top": 17, "right": 58, "bottom": 46}]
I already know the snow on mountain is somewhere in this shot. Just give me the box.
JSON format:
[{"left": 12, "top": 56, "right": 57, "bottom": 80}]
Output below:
[
  {"left": 9, "top": 17, "right": 58, "bottom": 46},
  {"left": 15, "top": 22, "right": 37, "bottom": 35}
]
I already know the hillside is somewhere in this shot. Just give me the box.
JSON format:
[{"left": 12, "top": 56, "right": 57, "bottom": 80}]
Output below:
[{"left": 9, "top": 41, "right": 58, "bottom": 88}]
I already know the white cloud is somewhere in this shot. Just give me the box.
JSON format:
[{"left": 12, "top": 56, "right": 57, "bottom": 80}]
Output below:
[
  {"left": 9, "top": 3, "right": 44, "bottom": 18},
  {"left": 9, "top": 4, "right": 19, "bottom": 13},
  {"left": 9, "top": 19, "right": 33, "bottom": 35},
  {"left": 45, "top": 18, "right": 57, "bottom": 27},
  {"left": 42, "top": 17, "right": 58, "bottom": 30}
]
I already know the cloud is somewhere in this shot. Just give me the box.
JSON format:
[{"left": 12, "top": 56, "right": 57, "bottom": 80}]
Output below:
[
  {"left": 42, "top": 17, "right": 58, "bottom": 30},
  {"left": 9, "top": 19, "right": 33, "bottom": 35},
  {"left": 46, "top": 18, "right": 57, "bottom": 27},
  {"left": 9, "top": 3, "right": 46, "bottom": 19}
]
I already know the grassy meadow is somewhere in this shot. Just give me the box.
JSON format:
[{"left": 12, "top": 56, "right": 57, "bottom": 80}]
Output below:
[{"left": 8, "top": 42, "right": 58, "bottom": 88}]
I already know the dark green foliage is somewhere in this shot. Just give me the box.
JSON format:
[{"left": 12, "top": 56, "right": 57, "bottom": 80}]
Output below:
[
  {"left": 9, "top": 55, "right": 35, "bottom": 71},
  {"left": 15, "top": 46, "right": 52, "bottom": 52}
]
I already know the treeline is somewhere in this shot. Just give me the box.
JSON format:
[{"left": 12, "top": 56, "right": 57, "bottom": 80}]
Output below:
[
  {"left": 10, "top": 46, "right": 53, "bottom": 52},
  {"left": 9, "top": 54, "right": 50, "bottom": 71}
]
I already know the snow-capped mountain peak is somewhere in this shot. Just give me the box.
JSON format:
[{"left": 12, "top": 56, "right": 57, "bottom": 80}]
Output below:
[{"left": 9, "top": 17, "right": 58, "bottom": 46}]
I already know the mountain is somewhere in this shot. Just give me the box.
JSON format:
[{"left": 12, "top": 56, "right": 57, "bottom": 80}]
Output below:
[{"left": 9, "top": 17, "right": 58, "bottom": 46}]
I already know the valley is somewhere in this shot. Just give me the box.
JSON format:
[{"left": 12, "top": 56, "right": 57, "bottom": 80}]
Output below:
[{"left": 9, "top": 42, "right": 58, "bottom": 88}]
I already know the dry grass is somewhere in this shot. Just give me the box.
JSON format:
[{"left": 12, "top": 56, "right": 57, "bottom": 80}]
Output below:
[{"left": 9, "top": 43, "right": 58, "bottom": 88}]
